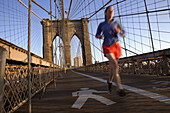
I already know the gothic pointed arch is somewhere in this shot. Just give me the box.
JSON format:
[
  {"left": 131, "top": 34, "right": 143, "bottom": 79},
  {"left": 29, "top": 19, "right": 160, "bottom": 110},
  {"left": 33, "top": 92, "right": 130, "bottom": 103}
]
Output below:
[{"left": 41, "top": 18, "right": 92, "bottom": 67}]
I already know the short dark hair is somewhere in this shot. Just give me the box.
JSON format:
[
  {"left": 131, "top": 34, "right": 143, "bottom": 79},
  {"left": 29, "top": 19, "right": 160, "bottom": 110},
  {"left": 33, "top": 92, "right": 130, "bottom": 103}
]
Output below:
[{"left": 105, "top": 5, "right": 113, "bottom": 20}]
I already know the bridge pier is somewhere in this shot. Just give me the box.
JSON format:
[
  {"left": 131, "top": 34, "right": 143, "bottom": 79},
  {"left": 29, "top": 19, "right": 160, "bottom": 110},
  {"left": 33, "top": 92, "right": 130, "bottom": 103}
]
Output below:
[{"left": 41, "top": 18, "right": 92, "bottom": 67}]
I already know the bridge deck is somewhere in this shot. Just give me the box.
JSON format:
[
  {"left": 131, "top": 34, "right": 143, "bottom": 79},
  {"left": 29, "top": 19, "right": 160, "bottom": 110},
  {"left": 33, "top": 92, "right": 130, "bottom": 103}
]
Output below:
[{"left": 15, "top": 70, "right": 170, "bottom": 113}]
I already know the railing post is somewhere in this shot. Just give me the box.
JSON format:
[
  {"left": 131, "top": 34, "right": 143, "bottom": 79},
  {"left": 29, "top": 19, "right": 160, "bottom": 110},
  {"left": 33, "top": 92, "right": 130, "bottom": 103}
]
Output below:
[
  {"left": 38, "top": 66, "right": 42, "bottom": 88},
  {"left": 0, "top": 46, "right": 7, "bottom": 113}
]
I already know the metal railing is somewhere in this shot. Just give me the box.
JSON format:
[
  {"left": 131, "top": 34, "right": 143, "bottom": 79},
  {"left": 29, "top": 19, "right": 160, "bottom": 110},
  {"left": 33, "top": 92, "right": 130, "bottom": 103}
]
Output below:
[
  {"left": 2, "top": 64, "right": 57, "bottom": 113},
  {"left": 75, "top": 48, "right": 170, "bottom": 76}
]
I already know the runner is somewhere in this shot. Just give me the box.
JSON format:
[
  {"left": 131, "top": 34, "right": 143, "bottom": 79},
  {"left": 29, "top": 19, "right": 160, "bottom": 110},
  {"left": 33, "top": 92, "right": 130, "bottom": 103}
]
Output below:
[{"left": 95, "top": 5, "right": 126, "bottom": 97}]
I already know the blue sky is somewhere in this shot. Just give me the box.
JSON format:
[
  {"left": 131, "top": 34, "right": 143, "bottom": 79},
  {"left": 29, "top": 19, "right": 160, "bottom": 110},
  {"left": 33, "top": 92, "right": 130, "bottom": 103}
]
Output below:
[{"left": 0, "top": 0, "right": 170, "bottom": 66}]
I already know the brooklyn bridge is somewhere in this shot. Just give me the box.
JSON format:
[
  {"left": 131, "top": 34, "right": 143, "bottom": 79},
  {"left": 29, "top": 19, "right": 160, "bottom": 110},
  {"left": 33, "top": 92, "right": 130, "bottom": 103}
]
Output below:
[{"left": 0, "top": 0, "right": 169, "bottom": 113}]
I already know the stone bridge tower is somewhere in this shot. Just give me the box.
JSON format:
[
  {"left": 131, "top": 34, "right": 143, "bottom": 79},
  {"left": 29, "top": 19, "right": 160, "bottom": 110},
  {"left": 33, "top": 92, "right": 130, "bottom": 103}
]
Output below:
[{"left": 41, "top": 18, "right": 92, "bottom": 67}]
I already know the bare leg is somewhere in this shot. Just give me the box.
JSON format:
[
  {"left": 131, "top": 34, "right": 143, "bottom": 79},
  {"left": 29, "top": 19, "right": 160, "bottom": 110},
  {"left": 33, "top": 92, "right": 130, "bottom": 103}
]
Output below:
[
  {"left": 106, "top": 53, "right": 123, "bottom": 89},
  {"left": 109, "top": 62, "right": 114, "bottom": 81}
]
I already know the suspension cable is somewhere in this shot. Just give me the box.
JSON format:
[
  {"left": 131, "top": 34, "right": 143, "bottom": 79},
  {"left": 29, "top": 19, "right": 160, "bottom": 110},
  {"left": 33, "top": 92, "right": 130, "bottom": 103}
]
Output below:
[{"left": 93, "top": 0, "right": 104, "bottom": 61}]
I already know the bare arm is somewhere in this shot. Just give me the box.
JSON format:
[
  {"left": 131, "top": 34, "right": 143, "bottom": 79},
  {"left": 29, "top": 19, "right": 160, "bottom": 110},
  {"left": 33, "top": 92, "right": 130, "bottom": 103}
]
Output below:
[{"left": 114, "top": 21, "right": 125, "bottom": 38}]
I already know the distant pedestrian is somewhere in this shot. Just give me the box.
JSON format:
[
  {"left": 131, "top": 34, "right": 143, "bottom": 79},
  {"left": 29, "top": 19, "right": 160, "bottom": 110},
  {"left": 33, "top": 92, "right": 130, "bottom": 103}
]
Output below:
[{"left": 95, "top": 5, "right": 126, "bottom": 97}]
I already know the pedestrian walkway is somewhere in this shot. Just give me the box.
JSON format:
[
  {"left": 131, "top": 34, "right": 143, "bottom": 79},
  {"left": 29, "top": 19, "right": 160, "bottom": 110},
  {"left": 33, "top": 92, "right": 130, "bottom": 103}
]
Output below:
[{"left": 15, "top": 70, "right": 170, "bottom": 113}]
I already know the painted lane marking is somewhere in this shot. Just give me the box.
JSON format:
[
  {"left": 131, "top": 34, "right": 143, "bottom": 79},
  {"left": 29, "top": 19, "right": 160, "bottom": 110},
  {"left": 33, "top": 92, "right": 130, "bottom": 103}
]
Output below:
[
  {"left": 72, "top": 88, "right": 115, "bottom": 109},
  {"left": 151, "top": 80, "right": 170, "bottom": 90},
  {"left": 71, "top": 70, "right": 170, "bottom": 104}
]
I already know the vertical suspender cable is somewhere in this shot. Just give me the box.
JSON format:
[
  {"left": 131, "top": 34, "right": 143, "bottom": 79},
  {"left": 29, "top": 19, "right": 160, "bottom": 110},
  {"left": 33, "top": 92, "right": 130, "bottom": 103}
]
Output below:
[
  {"left": 88, "top": 0, "right": 96, "bottom": 63},
  {"left": 116, "top": 0, "right": 127, "bottom": 57},
  {"left": 84, "top": 1, "right": 87, "bottom": 18},
  {"left": 59, "top": 40, "right": 62, "bottom": 68},
  {"left": 62, "top": 0, "right": 65, "bottom": 68},
  {"left": 93, "top": 0, "right": 104, "bottom": 62},
  {"left": 137, "top": 1, "right": 143, "bottom": 53},
  {"left": 154, "top": 0, "right": 161, "bottom": 49},
  {"left": 54, "top": 0, "right": 58, "bottom": 67},
  {"left": 50, "top": 0, "right": 56, "bottom": 88},
  {"left": 82, "top": 0, "right": 84, "bottom": 18},
  {"left": 143, "top": 0, "right": 155, "bottom": 52},
  {"left": 55, "top": 0, "right": 57, "bottom": 18},
  {"left": 67, "top": 0, "right": 73, "bottom": 19},
  {"left": 28, "top": 0, "right": 32, "bottom": 113},
  {"left": 131, "top": 0, "right": 137, "bottom": 53}
]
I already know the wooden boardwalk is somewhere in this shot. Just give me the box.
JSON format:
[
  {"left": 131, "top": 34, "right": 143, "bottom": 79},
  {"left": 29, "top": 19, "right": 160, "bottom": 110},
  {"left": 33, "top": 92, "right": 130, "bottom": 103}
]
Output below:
[{"left": 15, "top": 70, "right": 170, "bottom": 113}]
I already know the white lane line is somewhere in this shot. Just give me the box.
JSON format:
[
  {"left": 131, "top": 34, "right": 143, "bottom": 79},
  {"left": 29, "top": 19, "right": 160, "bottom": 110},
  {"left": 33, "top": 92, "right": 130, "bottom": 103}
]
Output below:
[{"left": 71, "top": 70, "right": 170, "bottom": 104}]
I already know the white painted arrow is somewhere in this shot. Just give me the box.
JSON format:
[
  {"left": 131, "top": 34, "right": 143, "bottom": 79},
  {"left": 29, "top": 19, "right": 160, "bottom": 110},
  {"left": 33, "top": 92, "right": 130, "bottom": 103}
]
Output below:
[{"left": 72, "top": 88, "right": 116, "bottom": 109}]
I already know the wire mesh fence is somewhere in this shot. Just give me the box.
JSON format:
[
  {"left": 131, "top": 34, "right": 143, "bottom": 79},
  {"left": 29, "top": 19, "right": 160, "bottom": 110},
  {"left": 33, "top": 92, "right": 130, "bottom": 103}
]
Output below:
[
  {"left": 3, "top": 65, "right": 56, "bottom": 113},
  {"left": 0, "top": 0, "right": 169, "bottom": 64},
  {"left": 70, "top": 0, "right": 170, "bottom": 63}
]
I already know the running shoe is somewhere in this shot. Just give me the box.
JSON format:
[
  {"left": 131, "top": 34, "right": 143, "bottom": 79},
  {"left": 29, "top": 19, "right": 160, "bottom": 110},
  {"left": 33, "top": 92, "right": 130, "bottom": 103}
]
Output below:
[
  {"left": 116, "top": 89, "right": 126, "bottom": 97},
  {"left": 107, "top": 80, "right": 112, "bottom": 93}
]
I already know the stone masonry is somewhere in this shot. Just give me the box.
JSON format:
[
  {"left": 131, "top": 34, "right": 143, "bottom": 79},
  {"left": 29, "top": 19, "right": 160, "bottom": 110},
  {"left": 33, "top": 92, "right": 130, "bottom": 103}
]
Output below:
[{"left": 41, "top": 18, "right": 92, "bottom": 67}]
